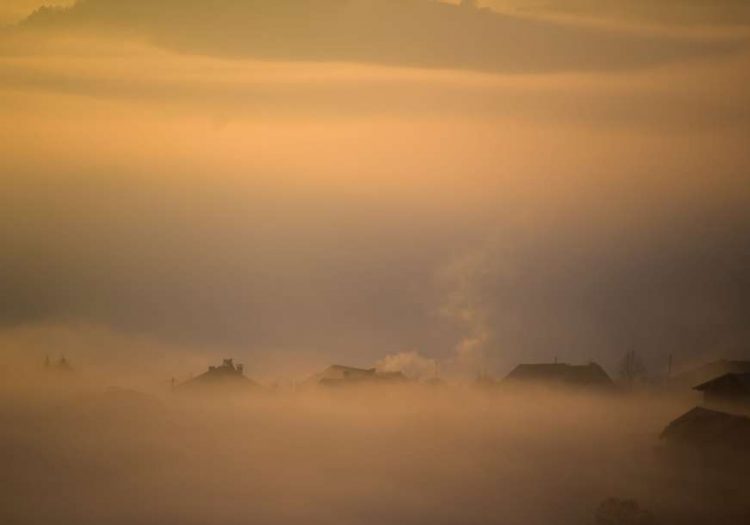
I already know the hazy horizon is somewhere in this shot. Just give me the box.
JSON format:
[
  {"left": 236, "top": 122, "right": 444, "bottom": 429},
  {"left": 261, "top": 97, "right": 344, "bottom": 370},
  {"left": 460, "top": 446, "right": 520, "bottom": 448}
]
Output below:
[{"left": 2, "top": 3, "right": 750, "bottom": 522}]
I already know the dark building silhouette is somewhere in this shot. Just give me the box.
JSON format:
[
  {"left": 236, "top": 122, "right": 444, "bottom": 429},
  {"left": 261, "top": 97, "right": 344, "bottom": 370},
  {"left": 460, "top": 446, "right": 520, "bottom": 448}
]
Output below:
[
  {"left": 661, "top": 406, "right": 750, "bottom": 450},
  {"left": 694, "top": 372, "right": 750, "bottom": 407},
  {"left": 502, "top": 362, "right": 613, "bottom": 389},
  {"left": 177, "top": 358, "right": 256, "bottom": 392},
  {"left": 306, "top": 365, "right": 406, "bottom": 387},
  {"left": 670, "top": 360, "right": 750, "bottom": 389}
]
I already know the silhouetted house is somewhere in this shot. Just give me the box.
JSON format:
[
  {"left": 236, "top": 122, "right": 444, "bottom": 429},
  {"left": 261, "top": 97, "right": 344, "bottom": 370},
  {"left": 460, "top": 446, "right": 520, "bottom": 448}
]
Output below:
[
  {"left": 177, "top": 358, "right": 256, "bottom": 392},
  {"left": 307, "top": 365, "right": 407, "bottom": 387},
  {"left": 670, "top": 360, "right": 750, "bottom": 389},
  {"left": 502, "top": 362, "right": 613, "bottom": 389},
  {"left": 660, "top": 406, "right": 750, "bottom": 451},
  {"left": 694, "top": 373, "right": 750, "bottom": 407}
]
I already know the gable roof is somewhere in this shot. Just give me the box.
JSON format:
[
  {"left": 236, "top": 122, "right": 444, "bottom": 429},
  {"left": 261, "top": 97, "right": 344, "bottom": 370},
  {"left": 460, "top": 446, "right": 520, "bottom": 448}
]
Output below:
[
  {"left": 671, "top": 360, "right": 750, "bottom": 388},
  {"left": 178, "top": 358, "right": 256, "bottom": 391},
  {"left": 307, "top": 365, "right": 407, "bottom": 386},
  {"left": 314, "top": 365, "right": 376, "bottom": 380},
  {"left": 503, "top": 362, "right": 613, "bottom": 387},
  {"left": 661, "top": 406, "right": 750, "bottom": 449},
  {"left": 694, "top": 372, "right": 750, "bottom": 393}
]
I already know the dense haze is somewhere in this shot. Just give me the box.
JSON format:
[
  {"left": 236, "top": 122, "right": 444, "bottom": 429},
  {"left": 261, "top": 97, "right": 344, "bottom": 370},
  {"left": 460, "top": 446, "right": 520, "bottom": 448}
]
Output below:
[
  {"left": 1, "top": 2, "right": 750, "bottom": 523},
  {"left": 3, "top": 373, "right": 749, "bottom": 525},
  {"left": 1, "top": 0, "right": 749, "bottom": 380}
]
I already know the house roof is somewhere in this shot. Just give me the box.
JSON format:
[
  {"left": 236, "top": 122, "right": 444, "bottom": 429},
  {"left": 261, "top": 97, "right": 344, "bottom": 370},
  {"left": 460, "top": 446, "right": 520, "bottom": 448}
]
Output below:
[
  {"left": 327, "top": 365, "right": 377, "bottom": 375},
  {"left": 694, "top": 372, "right": 750, "bottom": 393},
  {"left": 503, "top": 362, "right": 613, "bottom": 386},
  {"left": 671, "top": 360, "right": 750, "bottom": 388},
  {"left": 178, "top": 358, "right": 256, "bottom": 390},
  {"left": 307, "top": 364, "right": 406, "bottom": 386},
  {"left": 661, "top": 406, "right": 750, "bottom": 449},
  {"left": 314, "top": 365, "right": 376, "bottom": 380}
]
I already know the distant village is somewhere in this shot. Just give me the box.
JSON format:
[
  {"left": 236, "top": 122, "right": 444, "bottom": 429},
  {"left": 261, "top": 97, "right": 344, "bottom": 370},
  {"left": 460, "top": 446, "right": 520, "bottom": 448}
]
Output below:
[
  {"left": 183, "top": 355, "right": 750, "bottom": 458},
  {"left": 40, "top": 353, "right": 750, "bottom": 456}
]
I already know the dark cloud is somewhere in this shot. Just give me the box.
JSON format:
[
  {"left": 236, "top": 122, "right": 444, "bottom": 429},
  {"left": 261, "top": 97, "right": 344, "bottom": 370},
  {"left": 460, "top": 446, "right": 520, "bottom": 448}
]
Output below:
[
  {"left": 472, "top": 209, "right": 750, "bottom": 373},
  {"left": 0, "top": 172, "right": 464, "bottom": 357},
  {"left": 498, "top": 0, "right": 750, "bottom": 27},
  {"left": 2, "top": 159, "right": 749, "bottom": 374},
  {"left": 20, "top": 0, "right": 744, "bottom": 73}
]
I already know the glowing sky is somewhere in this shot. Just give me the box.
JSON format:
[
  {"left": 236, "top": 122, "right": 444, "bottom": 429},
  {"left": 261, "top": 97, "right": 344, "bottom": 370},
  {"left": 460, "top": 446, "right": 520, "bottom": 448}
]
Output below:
[{"left": 1, "top": 0, "right": 749, "bottom": 380}]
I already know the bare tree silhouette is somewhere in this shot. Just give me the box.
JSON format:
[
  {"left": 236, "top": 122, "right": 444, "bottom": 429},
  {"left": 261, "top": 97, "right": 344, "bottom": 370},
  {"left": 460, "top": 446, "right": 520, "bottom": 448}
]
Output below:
[{"left": 619, "top": 350, "right": 647, "bottom": 385}]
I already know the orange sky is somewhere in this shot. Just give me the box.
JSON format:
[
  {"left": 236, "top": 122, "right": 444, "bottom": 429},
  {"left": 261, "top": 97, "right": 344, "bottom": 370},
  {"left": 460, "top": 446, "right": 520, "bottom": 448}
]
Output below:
[{"left": 1, "top": 0, "right": 749, "bottom": 378}]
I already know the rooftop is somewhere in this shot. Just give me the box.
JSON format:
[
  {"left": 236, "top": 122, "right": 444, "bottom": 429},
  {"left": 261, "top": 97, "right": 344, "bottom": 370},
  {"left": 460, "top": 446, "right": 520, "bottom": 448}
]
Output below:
[{"left": 503, "top": 362, "right": 613, "bottom": 387}]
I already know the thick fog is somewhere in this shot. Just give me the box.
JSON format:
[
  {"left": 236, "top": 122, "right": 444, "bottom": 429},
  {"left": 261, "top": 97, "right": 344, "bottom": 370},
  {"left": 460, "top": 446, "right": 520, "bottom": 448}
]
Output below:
[
  {"left": 2, "top": 368, "right": 749, "bottom": 525},
  {"left": 1, "top": 2, "right": 750, "bottom": 523}
]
